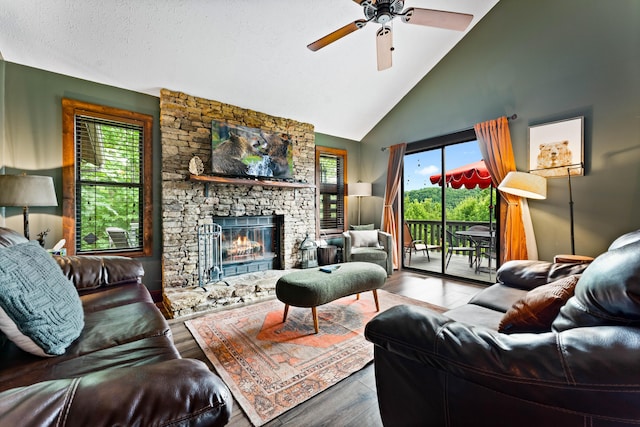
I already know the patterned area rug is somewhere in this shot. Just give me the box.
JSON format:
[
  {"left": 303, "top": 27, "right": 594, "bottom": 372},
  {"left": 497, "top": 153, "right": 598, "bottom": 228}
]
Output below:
[{"left": 185, "top": 290, "right": 445, "bottom": 426}]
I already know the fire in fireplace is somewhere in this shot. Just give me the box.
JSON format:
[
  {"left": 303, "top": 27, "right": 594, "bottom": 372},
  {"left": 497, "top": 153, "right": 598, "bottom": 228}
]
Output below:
[
  {"left": 212, "top": 215, "right": 283, "bottom": 278},
  {"left": 226, "top": 234, "right": 263, "bottom": 260}
]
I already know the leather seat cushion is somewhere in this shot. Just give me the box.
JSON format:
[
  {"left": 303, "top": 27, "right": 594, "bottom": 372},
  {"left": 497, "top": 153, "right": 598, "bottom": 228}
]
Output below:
[
  {"left": 80, "top": 283, "right": 153, "bottom": 312},
  {"left": 443, "top": 304, "right": 505, "bottom": 330},
  {"left": 0, "top": 335, "right": 178, "bottom": 392},
  {"left": 467, "top": 283, "right": 529, "bottom": 313},
  {"left": 0, "top": 302, "right": 171, "bottom": 389}
]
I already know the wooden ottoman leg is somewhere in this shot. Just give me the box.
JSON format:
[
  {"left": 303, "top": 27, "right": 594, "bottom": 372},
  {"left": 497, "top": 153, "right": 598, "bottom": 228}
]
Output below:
[
  {"left": 283, "top": 304, "right": 290, "bottom": 322},
  {"left": 372, "top": 289, "right": 380, "bottom": 311},
  {"left": 312, "top": 307, "right": 319, "bottom": 334}
]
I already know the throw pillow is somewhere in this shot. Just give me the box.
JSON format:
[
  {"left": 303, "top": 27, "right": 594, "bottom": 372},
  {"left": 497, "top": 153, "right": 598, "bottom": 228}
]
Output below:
[
  {"left": 0, "top": 241, "right": 84, "bottom": 356},
  {"left": 350, "top": 224, "right": 375, "bottom": 230},
  {"left": 350, "top": 230, "right": 379, "bottom": 248},
  {"left": 498, "top": 275, "right": 580, "bottom": 334}
]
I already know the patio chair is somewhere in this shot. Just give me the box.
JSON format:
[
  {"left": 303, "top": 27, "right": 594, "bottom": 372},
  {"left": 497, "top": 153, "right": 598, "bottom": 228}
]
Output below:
[
  {"left": 403, "top": 222, "right": 441, "bottom": 264},
  {"left": 476, "top": 234, "right": 498, "bottom": 275},
  {"left": 445, "top": 230, "right": 476, "bottom": 269},
  {"left": 106, "top": 227, "right": 131, "bottom": 248}
]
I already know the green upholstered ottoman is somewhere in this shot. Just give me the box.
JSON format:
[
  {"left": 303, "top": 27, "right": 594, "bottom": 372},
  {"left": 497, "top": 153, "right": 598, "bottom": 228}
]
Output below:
[{"left": 276, "top": 262, "right": 387, "bottom": 333}]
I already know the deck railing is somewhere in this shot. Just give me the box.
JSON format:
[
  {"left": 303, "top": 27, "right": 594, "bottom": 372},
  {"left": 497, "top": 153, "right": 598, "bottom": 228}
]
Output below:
[{"left": 405, "top": 220, "right": 493, "bottom": 255}]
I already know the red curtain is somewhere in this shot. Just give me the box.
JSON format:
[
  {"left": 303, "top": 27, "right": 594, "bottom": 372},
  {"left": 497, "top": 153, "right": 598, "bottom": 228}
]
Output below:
[
  {"left": 475, "top": 117, "right": 531, "bottom": 262},
  {"left": 382, "top": 143, "right": 407, "bottom": 270}
]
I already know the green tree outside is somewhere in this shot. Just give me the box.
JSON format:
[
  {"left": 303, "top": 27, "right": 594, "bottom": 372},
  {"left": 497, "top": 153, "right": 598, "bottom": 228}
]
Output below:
[
  {"left": 79, "top": 124, "right": 141, "bottom": 251},
  {"left": 404, "top": 187, "right": 495, "bottom": 221}
]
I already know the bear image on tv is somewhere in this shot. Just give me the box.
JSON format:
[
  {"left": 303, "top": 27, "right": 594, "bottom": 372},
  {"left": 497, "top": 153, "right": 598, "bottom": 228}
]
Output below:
[
  {"left": 211, "top": 120, "right": 295, "bottom": 179},
  {"left": 211, "top": 133, "right": 263, "bottom": 176},
  {"left": 537, "top": 140, "right": 573, "bottom": 170},
  {"left": 262, "top": 132, "right": 293, "bottom": 179}
]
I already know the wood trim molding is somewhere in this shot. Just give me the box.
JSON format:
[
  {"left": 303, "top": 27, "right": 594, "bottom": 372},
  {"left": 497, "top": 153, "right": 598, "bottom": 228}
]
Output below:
[{"left": 61, "top": 98, "right": 153, "bottom": 257}]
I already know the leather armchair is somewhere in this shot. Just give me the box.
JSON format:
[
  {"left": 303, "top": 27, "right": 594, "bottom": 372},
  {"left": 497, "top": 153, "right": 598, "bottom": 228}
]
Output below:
[
  {"left": 343, "top": 229, "right": 393, "bottom": 275},
  {"left": 365, "top": 229, "right": 640, "bottom": 426}
]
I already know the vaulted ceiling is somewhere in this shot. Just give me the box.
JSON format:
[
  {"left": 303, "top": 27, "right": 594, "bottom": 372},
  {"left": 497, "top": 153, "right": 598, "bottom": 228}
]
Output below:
[{"left": 0, "top": 0, "right": 499, "bottom": 141}]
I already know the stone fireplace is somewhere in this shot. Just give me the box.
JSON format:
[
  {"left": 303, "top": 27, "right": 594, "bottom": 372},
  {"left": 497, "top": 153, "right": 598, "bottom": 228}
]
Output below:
[{"left": 160, "top": 89, "right": 316, "bottom": 318}]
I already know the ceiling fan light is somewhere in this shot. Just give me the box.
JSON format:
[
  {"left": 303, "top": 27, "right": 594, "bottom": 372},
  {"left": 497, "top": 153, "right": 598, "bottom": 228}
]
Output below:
[{"left": 377, "top": 12, "right": 392, "bottom": 24}]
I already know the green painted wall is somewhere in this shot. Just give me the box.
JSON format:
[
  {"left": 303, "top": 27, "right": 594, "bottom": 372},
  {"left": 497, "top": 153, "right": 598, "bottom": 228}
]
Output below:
[
  {"left": 361, "top": 0, "right": 640, "bottom": 260},
  {"left": 0, "top": 62, "right": 359, "bottom": 291},
  {"left": 0, "top": 62, "right": 164, "bottom": 291}
]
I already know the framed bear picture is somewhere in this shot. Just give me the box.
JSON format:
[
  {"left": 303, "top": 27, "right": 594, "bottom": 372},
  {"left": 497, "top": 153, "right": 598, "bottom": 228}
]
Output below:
[{"left": 528, "top": 116, "right": 584, "bottom": 178}]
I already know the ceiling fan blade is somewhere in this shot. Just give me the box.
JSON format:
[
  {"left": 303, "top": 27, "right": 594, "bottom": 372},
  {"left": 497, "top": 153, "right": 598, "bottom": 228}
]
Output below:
[
  {"left": 307, "top": 19, "right": 368, "bottom": 51},
  {"left": 401, "top": 8, "right": 473, "bottom": 31},
  {"left": 376, "top": 26, "right": 393, "bottom": 71}
]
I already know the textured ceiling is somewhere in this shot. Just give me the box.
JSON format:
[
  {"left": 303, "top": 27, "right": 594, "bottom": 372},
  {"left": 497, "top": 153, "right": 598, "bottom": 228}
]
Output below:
[{"left": 0, "top": 0, "right": 498, "bottom": 141}]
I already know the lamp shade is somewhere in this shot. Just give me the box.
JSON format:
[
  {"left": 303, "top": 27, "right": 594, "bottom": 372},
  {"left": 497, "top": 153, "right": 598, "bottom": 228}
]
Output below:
[
  {"left": 0, "top": 175, "right": 58, "bottom": 207},
  {"left": 498, "top": 171, "right": 547, "bottom": 199},
  {"left": 349, "top": 182, "right": 372, "bottom": 197}
]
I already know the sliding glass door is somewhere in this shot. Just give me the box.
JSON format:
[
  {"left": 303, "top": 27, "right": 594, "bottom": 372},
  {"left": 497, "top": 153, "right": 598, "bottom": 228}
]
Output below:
[{"left": 403, "top": 139, "right": 497, "bottom": 283}]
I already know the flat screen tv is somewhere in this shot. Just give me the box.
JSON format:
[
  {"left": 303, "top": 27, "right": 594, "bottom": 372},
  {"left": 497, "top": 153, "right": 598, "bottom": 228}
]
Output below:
[{"left": 211, "top": 120, "right": 294, "bottom": 180}]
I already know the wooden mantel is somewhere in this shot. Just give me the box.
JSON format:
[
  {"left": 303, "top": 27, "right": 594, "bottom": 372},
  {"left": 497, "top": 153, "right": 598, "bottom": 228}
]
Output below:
[{"left": 189, "top": 174, "right": 315, "bottom": 190}]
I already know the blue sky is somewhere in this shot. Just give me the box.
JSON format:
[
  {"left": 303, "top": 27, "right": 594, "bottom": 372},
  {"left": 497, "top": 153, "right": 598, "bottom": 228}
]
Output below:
[{"left": 404, "top": 140, "right": 482, "bottom": 191}]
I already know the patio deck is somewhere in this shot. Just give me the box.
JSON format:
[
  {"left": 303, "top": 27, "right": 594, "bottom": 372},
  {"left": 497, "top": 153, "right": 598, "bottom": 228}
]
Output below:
[{"left": 403, "top": 248, "right": 497, "bottom": 283}]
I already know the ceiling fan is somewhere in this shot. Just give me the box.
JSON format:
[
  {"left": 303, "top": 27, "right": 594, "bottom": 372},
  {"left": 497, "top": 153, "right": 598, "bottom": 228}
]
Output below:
[{"left": 307, "top": 0, "right": 474, "bottom": 71}]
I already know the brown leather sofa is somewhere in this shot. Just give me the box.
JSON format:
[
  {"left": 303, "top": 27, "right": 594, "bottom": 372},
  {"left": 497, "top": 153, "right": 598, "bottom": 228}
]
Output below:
[
  {"left": 0, "top": 227, "right": 232, "bottom": 426},
  {"left": 365, "top": 229, "right": 640, "bottom": 426}
]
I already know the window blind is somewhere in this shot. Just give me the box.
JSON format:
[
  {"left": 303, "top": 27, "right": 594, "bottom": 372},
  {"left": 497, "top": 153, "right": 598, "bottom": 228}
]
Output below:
[
  {"left": 318, "top": 154, "right": 345, "bottom": 232},
  {"left": 75, "top": 115, "right": 144, "bottom": 252}
]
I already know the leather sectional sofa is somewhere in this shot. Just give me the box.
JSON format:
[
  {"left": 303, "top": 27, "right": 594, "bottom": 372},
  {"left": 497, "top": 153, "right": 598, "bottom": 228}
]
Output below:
[
  {"left": 366, "top": 229, "right": 640, "bottom": 426},
  {"left": 0, "top": 227, "right": 232, "bottom": 426}
]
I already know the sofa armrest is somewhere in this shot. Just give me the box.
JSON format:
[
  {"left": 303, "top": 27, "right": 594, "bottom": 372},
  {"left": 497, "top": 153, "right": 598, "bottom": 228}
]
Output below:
[
  {"left": 377, "top": 230, "right": 392, "bottom": 250},
  {"left": 377, "top": 230, "right": 393, "bottom": 275},
  {"left": 0, "top": 359, "right": 232, "bottom": 427},
  {"left": 54, "top": 255, "right": 144, "bottom": 294},
  {"left": 496, "top": 259, "right": 589, "bottom": 290},
  {"left": 342, "top": 231, "right": 352, "bottom": 261},
  {"left": 365, "top": 304, "right": 640, "bottom": 421}
]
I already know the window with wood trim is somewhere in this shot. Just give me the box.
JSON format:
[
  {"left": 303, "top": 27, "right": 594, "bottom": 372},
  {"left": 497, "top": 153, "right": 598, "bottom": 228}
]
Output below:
[
  {"left": 316, "top": 147, "right": 347, "bottom": 236},
  {"left": 62, "top": 99, "right": 152, "bottom": 256}
]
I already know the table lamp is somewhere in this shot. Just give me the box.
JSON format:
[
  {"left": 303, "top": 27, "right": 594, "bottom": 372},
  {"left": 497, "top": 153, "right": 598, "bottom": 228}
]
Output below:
[
  {"left": 0, "top": 174, "right": 58, "bottom": 239},
  {"left": 349, "top": 182, "right": 372, "bottom": 226}
]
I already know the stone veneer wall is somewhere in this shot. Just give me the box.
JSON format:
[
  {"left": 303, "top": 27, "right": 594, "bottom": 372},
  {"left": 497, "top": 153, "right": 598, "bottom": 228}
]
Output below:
[{"left": 160, "top": 89, "right": 316, "bottom": 292}]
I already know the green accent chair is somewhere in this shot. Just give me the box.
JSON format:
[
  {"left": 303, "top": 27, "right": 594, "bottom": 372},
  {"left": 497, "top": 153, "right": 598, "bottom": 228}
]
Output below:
[{"left": 343, "top": 229, "right": 393, "bottom": 276}]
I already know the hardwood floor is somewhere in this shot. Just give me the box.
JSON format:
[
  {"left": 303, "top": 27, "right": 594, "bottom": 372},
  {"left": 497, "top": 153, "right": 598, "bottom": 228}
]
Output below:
[{"left": 169, "top": 269, "right": 485, "bottom": 427}]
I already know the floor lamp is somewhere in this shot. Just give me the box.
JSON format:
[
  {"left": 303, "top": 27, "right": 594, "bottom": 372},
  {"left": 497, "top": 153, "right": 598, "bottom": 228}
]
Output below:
[
  {"left": 566, "top": 167, "right": 576, "bottom": 255},
  {"left": 498, "top": 171, "right": 547, "bottom": 200},
  {"left": 0, "top": 174, "right": 58, "bottom": 239},
  {"left": 498, "top": 171, "right": 547, "bottom": 257},
  {"left": 349, "top": 182, "right": 372, "bottom": 226}
]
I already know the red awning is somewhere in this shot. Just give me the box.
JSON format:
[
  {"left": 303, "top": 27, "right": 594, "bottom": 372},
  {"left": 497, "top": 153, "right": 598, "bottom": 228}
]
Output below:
[{"left": 429, "top": 159, "right": 493, "bottom": 189}]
